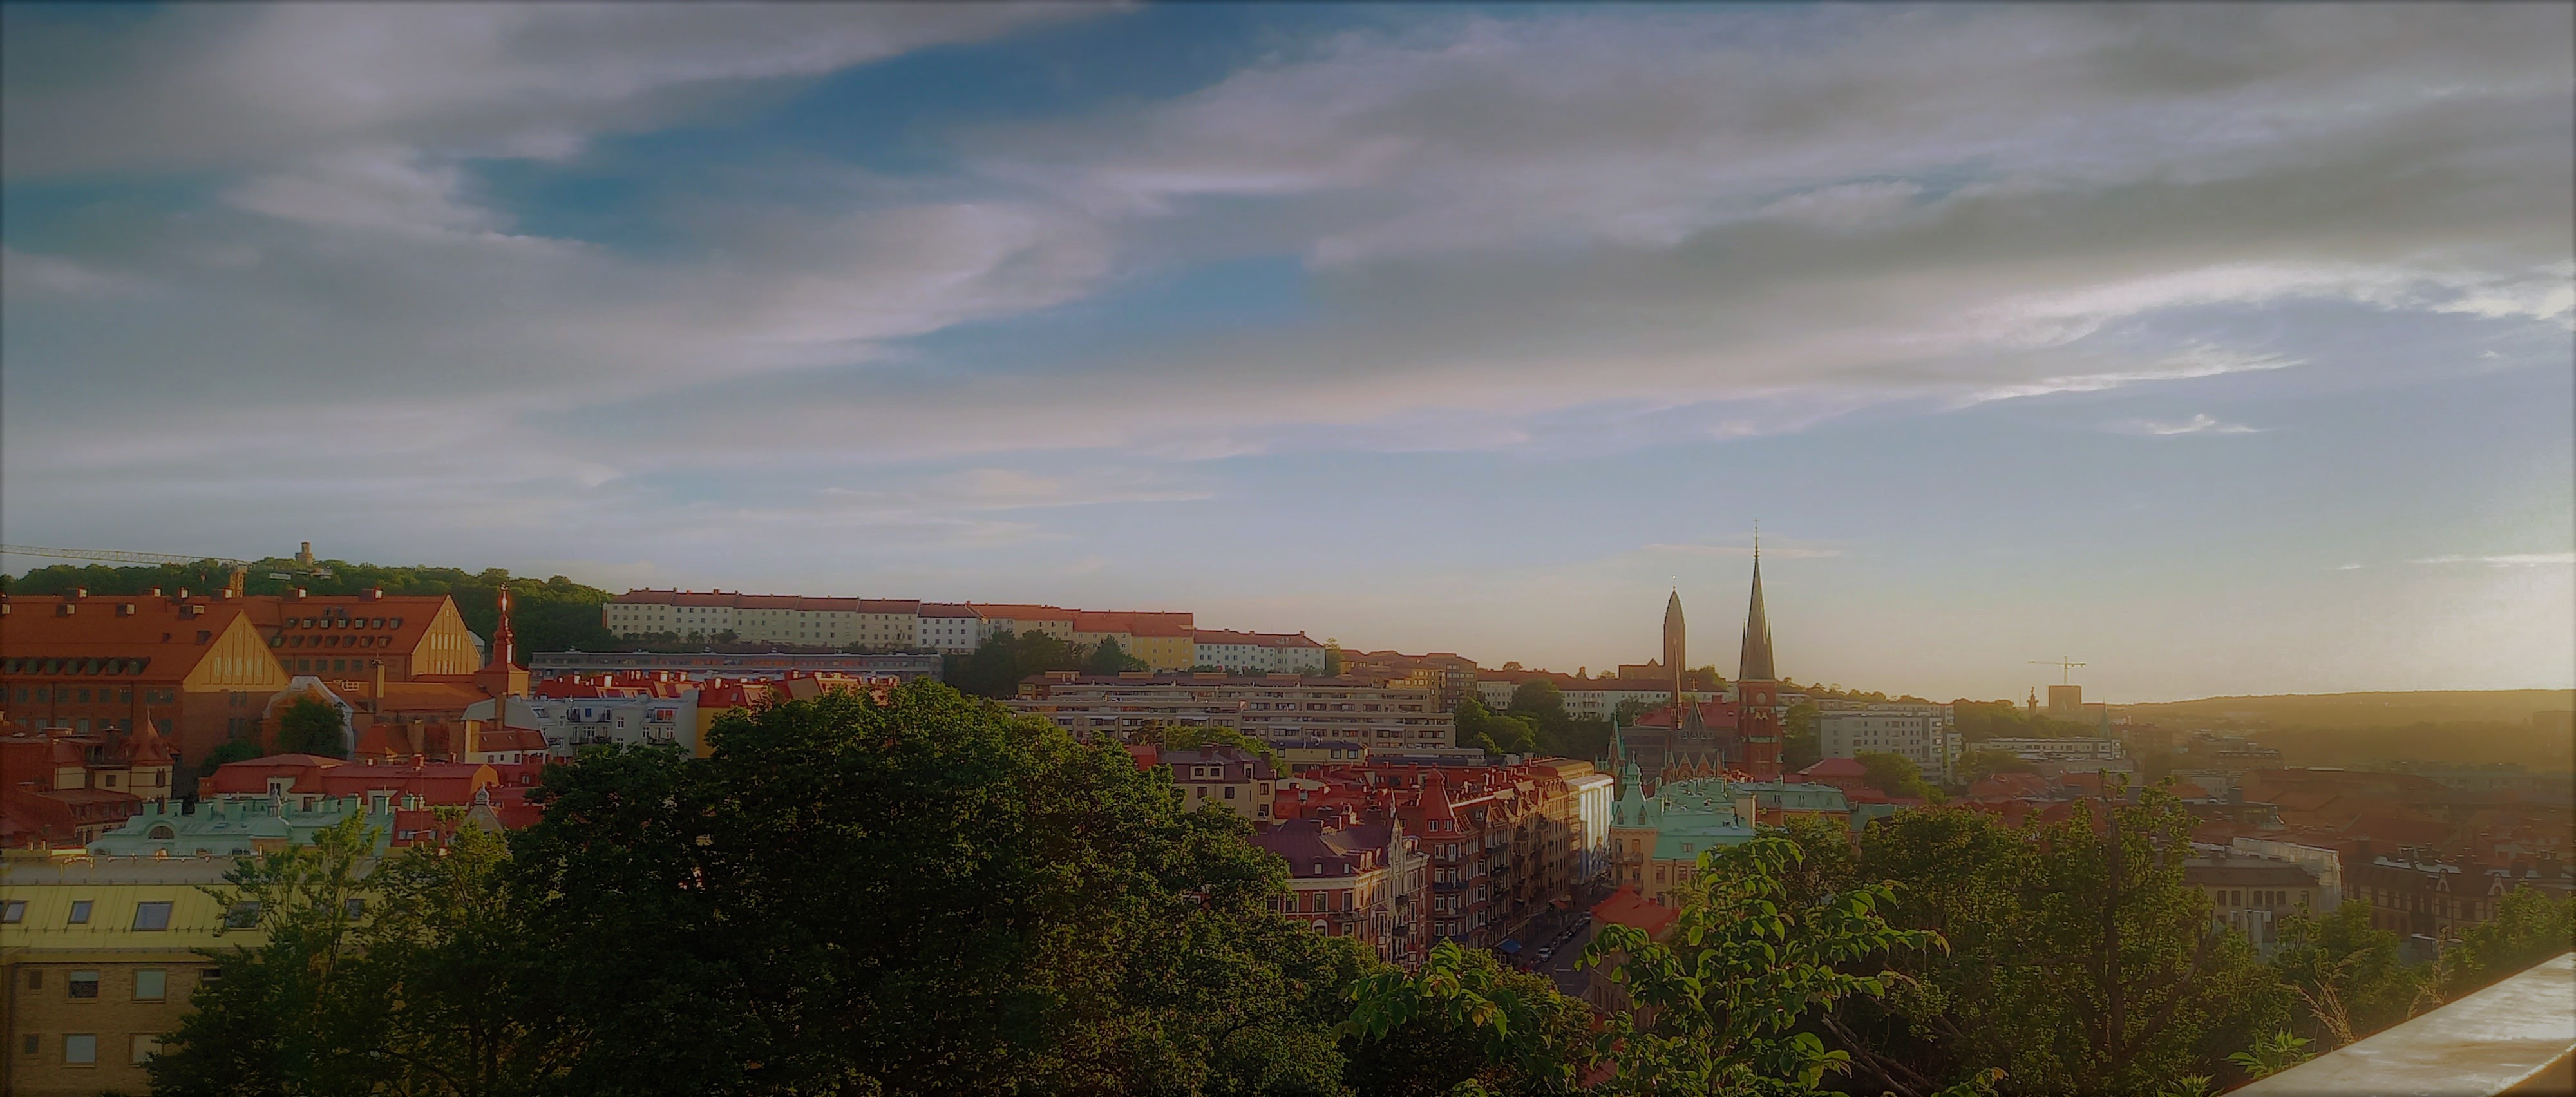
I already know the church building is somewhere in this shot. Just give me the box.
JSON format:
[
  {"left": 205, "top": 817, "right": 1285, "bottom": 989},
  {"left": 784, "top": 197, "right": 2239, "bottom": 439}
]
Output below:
[{"left": 1611, "top": 547, "right": 1786, "bottom": 785}]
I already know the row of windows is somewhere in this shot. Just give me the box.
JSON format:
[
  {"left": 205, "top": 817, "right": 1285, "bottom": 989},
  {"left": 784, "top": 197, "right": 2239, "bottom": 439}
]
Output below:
[
  {"left": 1, "top": 657, "right": 153, "bottom": 676},
  {"left": 9, "top": 686, "right": 176, "bottom": 704},
  {"left": 25, "top": 966, "right": 171, "bottom": 1001},
  {"left": 21, "top": 1032, "right": 162, "bottom": 1067},
  {"left": 283, "top": 616, "right": 402, "bottom": 631},
  {"left": 1, "top": 899, "right": 173, "bottom": 930}
]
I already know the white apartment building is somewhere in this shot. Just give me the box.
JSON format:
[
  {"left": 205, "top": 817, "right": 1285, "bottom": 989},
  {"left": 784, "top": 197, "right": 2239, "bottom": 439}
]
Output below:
[
  {"left": 1819, "top": 703, "right": 1961, "bottom": 781},
  {"left": 464, "top": 692, "right": 701, "bottom": 757},
  {"left": 603, "top": 591, "right": 922, "bottom": 649},
  {"left": 1193, "top": 630, "right": 1329, "bottom": 674},
  {"left": 917, "top": 603, "right": 981, "bottom": 653},
  {"left": 1010, "top": 672, "right": 1454, "bottom": 748},
  {"left": 1979, "top": 737, "right": 2128, "bottom": 761}
]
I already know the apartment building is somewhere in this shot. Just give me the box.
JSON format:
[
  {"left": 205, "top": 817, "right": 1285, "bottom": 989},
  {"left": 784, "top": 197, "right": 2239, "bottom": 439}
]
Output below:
[
  {"left": 247, "top": 589, "right": 483, "bottom": 680},
  {"left": 1152, "top": 745, "right": 1280, "bottom": 823},
  {"left": 1068, "top": 611, "right": 1196, "bottom": 671},
  {"left": 1, "top": 857, "right": 249, "bottom": 1097},
  {"left": 916, "top": 604, "right": 980, "bottom": 653},
  {"left": 602, "top": 591, "right": 923, "bottom": 650},
  {"left": 1818, "top": 703, "right": 1961, "bottom": 781},
  {"left": 1253, "top": 812, "right": 1430, "bottom": 965},
  {"left": 1010, "top": 672, "right": 1455, "bottom": 749},
  {"left": 1193, "top": 630, "right": 1328, "bottom": 674},
  {"left": 1342, "top": 651, "right": 1479, "bottom": 711}
]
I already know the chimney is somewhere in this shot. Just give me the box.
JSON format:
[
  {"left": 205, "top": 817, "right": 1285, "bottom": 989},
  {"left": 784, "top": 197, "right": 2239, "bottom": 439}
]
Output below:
[{"left": 117, "top": 603, "right": 136, "bottom": 616}]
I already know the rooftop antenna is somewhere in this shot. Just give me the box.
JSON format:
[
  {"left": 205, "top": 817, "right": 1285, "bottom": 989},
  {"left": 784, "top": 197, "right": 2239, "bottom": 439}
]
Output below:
[{"left": 2028, "top": 656, "right": 2087, "bottom": 684}]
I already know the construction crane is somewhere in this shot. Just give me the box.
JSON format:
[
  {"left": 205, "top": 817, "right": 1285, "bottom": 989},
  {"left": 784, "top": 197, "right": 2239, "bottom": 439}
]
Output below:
[
  {"left": 2027, "top": 656, "right": 2087, "bottom": 684},
  {"left": 1, "top": 544, "right": 331, "bottom": 596}
]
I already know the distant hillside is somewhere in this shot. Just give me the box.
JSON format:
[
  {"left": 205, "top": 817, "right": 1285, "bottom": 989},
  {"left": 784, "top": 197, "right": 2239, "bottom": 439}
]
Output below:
[{"left": 2123, "top": 689, "right": 2574, "bottom": 730}]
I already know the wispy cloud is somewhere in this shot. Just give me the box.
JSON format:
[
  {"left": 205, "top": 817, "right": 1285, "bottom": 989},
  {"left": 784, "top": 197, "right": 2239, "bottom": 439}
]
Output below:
[
  {"left": 2112, "top": 413, "right": 2264, "bottom": 437},
  {"left": 1642, "top": 542, "right": 1844, "bottom": 560},
  {"left": 2409, "top": 553, "right": 2576, "bottom": 567}
]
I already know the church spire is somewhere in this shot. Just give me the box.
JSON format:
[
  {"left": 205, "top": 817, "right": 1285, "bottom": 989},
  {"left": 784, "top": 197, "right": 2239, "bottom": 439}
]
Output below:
[
  {"left": 1739, "top": 535, "right": 1776, "bottom": 682},
  {"left": 1662, "top": 586, "right": 1686, "bottom": 706}
]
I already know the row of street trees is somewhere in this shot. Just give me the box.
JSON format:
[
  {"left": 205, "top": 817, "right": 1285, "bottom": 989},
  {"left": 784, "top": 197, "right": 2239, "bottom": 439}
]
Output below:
[{"left": 149, "top": 683, "right": 2573, "bottom": 1096}]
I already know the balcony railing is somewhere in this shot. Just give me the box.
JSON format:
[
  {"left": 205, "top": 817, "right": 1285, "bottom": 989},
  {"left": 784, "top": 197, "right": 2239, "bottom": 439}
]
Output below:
[{"left": 2234, "top": 951, "right": 2573, "bottom": 1096}]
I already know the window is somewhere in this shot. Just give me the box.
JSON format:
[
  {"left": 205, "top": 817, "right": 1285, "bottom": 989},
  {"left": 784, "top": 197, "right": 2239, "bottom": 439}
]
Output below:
[
  {"left": 68, "top": 970, "right": 99, "bottom": 998},
  {"left": 20, "top": 1034, "right": 34, "bottom": 1056},
  {"left": 64, "top": 1034, "right": 97, "bottom": 1065},
  {"left": 134, "top": 969, "right": 167, "bottom": 1001},
  {"left": 67, "top": 899, "right": 91, "bottom": 925},
  {"left": 344, "top": 898, "right": 366, "bottom": 919},
  {"left": 132, "top": 901, "right": 173, "bottom": 931},
  {"left": 0, "top": 900, "right": 23, "bottom": 924},
  {"left": 132, "top": 1035, "right": 162, "bottom": 1065},
  {"left": 25, "top": 969, "right": 39, "bottom": 990}
]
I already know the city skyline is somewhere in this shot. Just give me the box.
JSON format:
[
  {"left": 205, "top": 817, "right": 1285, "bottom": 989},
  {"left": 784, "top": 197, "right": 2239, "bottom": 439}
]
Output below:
[{"left": 5, "top": 4, "right": 2571, "bottom": 703}]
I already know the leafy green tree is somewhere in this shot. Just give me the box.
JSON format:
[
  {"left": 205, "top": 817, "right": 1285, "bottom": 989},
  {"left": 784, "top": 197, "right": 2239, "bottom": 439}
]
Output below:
[
  {"left": 272, "top": 695, "right": 347, "bottom": 758},
  {"left": 947, "top": 628, "right": 1088, "bottom": 698},
  {"left": 1510, "top": 680, "right": 1567, "bottom": 723},
  {"left": 1342, "top": 939, "right": 1593, "bottom": 1094},
  {"left": 511, "top": 682, "right": 1363, "bottom": 1094},
  {"left": 1953, "top": 749, "right": 2038, "bottom": 787},
  {"left": 1138, "top": 723, "right": 1280, "bottom": 770},
  {"left": 1084, "top": 636, "right": 1150, "bottom": 674},
  {"left": 2436, "top": 886, "right": 2576, "bottom": 999},
  {"left": 1857, "top": 750, "right": 1942, "bottom": 803},
  {"left": 1820, "top": 792, "right": 2294, "bottom": 1095},
  {"left": 149, "top": 814, "right": 384, "bottom": 1096},
  {"left": 202, "top": 738, "right": 267, "bottom": 768},
  {"left": 1323, "top": 642, "right": 1343, "bottom": 677},
  {"left": 1454, "top": 697, "right": 1539, "bottom": 756},
  {"left": 1611, "top": 698, "right": 1656, "bottom": 726},
  {"left": 2271, "top": 900, "right": 2425, "bottom": 1045},
  {"left": 6, "top": 558, "right": 621, "bottom": 654},
  {"left": 1581, "top": 835, "right": 1941, "bottom": 1093},
  {"left": 1783, "top": 701, "right": 1823, "bottom": 770}
]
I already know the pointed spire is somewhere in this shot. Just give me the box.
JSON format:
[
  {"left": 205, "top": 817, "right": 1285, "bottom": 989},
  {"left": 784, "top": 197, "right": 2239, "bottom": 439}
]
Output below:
[
  {"left": 1739, "top": 534, "right": 1776, "bottom": 682},
  {"left": 1661, "top": 585, "right": 1688, "bottom": 707},
  {"left": 484, "top": 584, "right": 517, "bottom": 671}
]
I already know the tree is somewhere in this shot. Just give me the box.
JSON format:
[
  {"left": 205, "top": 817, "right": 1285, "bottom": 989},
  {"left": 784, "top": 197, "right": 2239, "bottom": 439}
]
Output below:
[
  {"left": 272, "top": 695, "right": 347, "bottom": 758},
  {"left": 1817, "top": 792, "right": 2293, "bottom": 1095},
  {"left": 1953, "top": 749, "right": 2038, "bottom": 787},
  {"left": 1138, "top": 723, "right": 1279, "bottom": 770},
  {"left": 509, "top": 682, "right": 1363, "bottom": 1094},
  {"left": 1857, "top": 750, "right": 1942, "bottom": 803},
  {"left": 1454, "top": 698, "right": 1538, "bottom": 756},
  {"left": 947, "top": 628, "right": 1088, "bottom": 698},
  {"left": 2436, "top": 886, "right": 2575, "bottom": 1000},
  {"left": 1783, "top": 701, "right": 1823, "bottom": 770},
  {"left": 2271, "top": 900, "right": 2425, "bottom": 1046},
  {"left": 149, "top": 814, "right": 384, "bottom": 1096},
  {"left": 1084, "top": 636, "right": 1150, "bottom": 674},
  {"left": 202, "top": 738, "right": 267, "bottom": 768},
  {"left": 1342, "top": 939, "right": 1594, "bottom": 1094},
  {"left": 1580, "top": 835, "right": 1942, "bottom": 1092},
  {"left": 1322, "top": 642, "right": 1343, "bottom": 677},
  {"left": 1510, "top": 679, "right": 1567, "bottom": 723}
]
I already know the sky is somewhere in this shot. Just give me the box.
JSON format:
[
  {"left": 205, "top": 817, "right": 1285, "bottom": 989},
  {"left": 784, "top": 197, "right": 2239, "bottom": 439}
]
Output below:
[{"left": 3, "top": 3, "right": 2570, "bottom": 703}]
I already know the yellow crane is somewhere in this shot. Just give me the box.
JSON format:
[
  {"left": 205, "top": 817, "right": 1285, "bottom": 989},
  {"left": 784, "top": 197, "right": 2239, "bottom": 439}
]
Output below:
[{"left": 1, "top": 544, "right": 331, "bottom": 596}]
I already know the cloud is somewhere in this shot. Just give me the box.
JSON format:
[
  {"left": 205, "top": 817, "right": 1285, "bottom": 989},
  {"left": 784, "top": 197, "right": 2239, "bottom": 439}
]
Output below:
[
  {"left": 2111, "top": 413, "right": 2264, "bottom": 437},
  {"left": 3, "top": 4, "right": 2570, "bottom": 567},
  {"left": 1, "top": 4, "right": 1105, "bottom": 176},
  {"left": 2409, "top": 553, "right": 2576, "bottom": 568},
  {"left": 2334, "top": 562, "right": 2365, "bottom": 571}
]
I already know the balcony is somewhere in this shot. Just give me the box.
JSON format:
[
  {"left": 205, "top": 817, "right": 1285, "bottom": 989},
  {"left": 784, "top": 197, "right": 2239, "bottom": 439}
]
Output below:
[{"left": 2235, "top": 951, "right": 2573, "bottom": 1096}]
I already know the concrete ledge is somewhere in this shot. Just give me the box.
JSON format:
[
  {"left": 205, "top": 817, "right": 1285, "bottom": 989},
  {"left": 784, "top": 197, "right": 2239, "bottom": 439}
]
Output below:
[{"left": 2237, "top": 951, "right": 2575, "bottom": 1097}]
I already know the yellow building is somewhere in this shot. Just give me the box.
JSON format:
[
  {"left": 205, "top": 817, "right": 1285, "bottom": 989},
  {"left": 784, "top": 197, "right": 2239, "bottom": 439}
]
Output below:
[{"left": 1, "top": 852, "right": 261, "bottom": 1097}]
